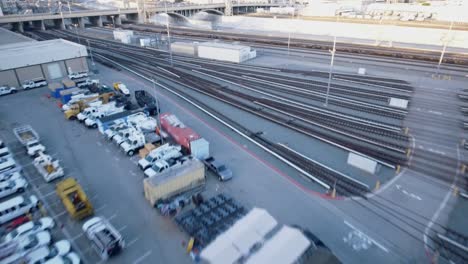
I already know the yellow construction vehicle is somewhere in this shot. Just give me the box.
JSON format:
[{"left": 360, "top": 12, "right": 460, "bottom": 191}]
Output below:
[
  {"left": 64, "top": 92, "right": 114, "bottom": 120},
  {"left": 56, "top": 178, "right": 94, "bottom": 220}
]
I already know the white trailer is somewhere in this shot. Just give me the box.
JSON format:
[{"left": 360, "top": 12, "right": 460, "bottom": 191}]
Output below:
[{"left": 13, "top": 125, "right": 46, "bottom": 157}]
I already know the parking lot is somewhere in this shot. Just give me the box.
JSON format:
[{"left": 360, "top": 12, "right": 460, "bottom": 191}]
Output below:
[{"left": 0, "top": 62, "right": 396, "bottom": 263}]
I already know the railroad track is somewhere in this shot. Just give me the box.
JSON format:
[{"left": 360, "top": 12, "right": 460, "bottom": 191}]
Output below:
[
  {"left": 33, "top": 29, "right": 409, "bottom": 166},
  {"left": 121, "top": 23, "right": 468, "bottom": 66}
]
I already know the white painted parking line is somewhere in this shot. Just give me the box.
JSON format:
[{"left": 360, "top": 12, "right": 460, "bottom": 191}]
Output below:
[
  {"left": 126, "top": 237, "right": 140, "bottom": 248},
  {"left": 108, "top": 213, "right": 117, "bottom": 221},
  {"left": 117, "top": 225, "right": 128, "bottom": 232},
  {"left": 97, "top": 141, "right": 103, "bottom": 146},
  {"left": 94, "top": 204, "right": 108, "bottom": 213},
  {"left": 43, "top": 190, "right": 57, "bottom": 198},
  {"left": 55, "top": 210, "right": 68, "bottom": 218},
  {"left": 132, "top": 250, "right": 152, "bottom": 264},
  {"left": 71, "top": 232, "right": 84, "bottom": 242}
]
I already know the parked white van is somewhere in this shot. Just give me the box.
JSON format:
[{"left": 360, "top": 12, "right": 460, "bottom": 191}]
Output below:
[
  {"left": 0, "top": 177, "right": 28, "bottom": 199},
  {"left": 0, "top": 195, "right": 39, "bottom": 224}
]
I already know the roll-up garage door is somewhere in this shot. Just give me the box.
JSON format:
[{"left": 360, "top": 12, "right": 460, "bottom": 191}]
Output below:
[{"left": 47, "top": 63, "right": 63, "bottom": 80}]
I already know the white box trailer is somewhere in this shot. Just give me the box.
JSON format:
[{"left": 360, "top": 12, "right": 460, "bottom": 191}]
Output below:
[
  {"left": 197, "top": 42, "right": 255, "bottom": 63},
  {"left": 171, "top": 42, "right": 198, "bottom": 56},
  {"left": 143, "top": 158, "right": 205, "bottom": 206}
]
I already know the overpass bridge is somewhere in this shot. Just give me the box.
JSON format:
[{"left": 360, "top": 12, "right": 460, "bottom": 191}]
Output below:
[{"left": 0, "top": 3, "right": 279, "bottom": 32}]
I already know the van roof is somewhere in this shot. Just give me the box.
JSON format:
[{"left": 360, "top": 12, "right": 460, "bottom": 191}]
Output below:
[{"left": 0, "top": 195, "right": 25, "bottom": 211}]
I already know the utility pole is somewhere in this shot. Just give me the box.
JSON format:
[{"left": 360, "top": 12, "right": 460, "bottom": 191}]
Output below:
[
  {"left": 165, "top": 2, "right": 173, "bottom": 67},
  {"left": 324, "top": 35, "right": 336, "bottom": 107},
  {"left": 152, "top": 77, "right": 163, "bottom": 144},
  {"left": 87, "top": 39, "right": 95, "bottom": 70},
  {"left": 436, "top": 19, "right": 454, "bottom": 75}
]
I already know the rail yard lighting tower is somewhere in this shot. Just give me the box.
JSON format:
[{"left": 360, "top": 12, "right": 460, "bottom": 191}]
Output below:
[
  {"left": 165, "top": 2, "right": 174, "bottom": 67},
  {"left": 152, "top": 77, "right": 163, "bottom": 144},
  {"left": 111, "top": 15, "right": 115, "bottom": 28},
  {"left": 436, "top": 19, "right": 454, "bottom": 75},
  {"left": 87, "top": 39, "right": 96, "bottom": 70},
  {"left": 324, "top": 35, "right": 336, "bottom": 107}
]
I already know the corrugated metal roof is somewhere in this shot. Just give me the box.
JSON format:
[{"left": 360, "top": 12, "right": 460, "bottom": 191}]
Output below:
[
  {"left": 0, "top": 27, "right": 36, "bottom": 46},
  {"left": 245, "top": 226, "right": 311, "bottom": 264},
  {"left": 0, "top": 39, "right": 88, "bottom": 71},
  {"left": 200, "top": 207, "right": 278, "bottom": 264}
]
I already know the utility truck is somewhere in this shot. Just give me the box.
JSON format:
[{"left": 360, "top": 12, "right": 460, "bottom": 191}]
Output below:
[
  {"left": 144, "top": 156, "right": 192, "bottom": 178},
  {"left": 77, "top": 101, "right": 117, "bottom": 122},
  {"left": 13, "top": 125, "right": 46, "bottom": 157},
  {"left": 84, "top": 104, "right": 125, "bottom": 128},
  {"left": 120, "top": 130, "right": 161, "bottom": 156},
  {"left": 138, "top": 144, "right": 182, "bottom": 170}
]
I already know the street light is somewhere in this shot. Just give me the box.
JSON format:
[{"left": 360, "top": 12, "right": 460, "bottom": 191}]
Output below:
[
  {"left": 73, "top": 24, "right": 81, "bottom": 44},
  {"left": 324, "top": 35, "right": 336, "bottom": 107},
  {"left": 152, "top": 77, "right": 163, "bottom": 144},
  {"left": 67, "top": 1, "right": 71, "bottom": 14},
  {"left": 436, "top": 19, "right": 454, "bottom": 75},
  {"left": 87, "top": 39, "right": 96, "bottom": 71},
  {"left": 110, "top": 15, "right": 115, "bottom": 28},
  {"left": 165, "top": 2, "right": 174, "bottom": 67}
]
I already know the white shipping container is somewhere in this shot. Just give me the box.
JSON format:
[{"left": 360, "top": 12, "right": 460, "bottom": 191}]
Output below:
[
  {"left": 171, "top": 42, "right": 197, "bottom": 56},
  {"left": 388, "top": 98, "right": 409, "bottom": 109},
  {"left": 197, "top": 42, "right": 253, "bottom": 63},
  {"left": 190, "top": 138, "right": 209, "bottom": 160},
  {"left": 113, "top": 30, "right": 133, "bottom": 42},
  {"left": 347, "top": 152, "right": 378, "bottom": 174}
]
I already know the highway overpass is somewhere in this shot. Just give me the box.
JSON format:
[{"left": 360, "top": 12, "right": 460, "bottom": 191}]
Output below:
[{"left": 0, "top": 3, "right": 279, "bottom": 32}]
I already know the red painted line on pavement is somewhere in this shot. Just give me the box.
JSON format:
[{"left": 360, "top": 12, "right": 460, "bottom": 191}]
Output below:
[{"left": 114, "top": 68, "right": 342, "bottom": 201}]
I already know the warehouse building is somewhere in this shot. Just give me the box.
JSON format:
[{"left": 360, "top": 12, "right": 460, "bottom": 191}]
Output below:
[{"left": 0, "top": 29, "right": 88, "bottom": 88}]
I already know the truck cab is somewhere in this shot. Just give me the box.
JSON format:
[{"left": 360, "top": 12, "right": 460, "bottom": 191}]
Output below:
[
  {"left": 26, "top": 140, "right": 46, "bottom": 157},
  {"left": 143, "top": 156, "right": 191, "bottom": 178},
  {"left": 113, "top": 127, "right": 137, "bottom": 145},
  {"left": 77, "top": 107, "right": 98, "bottom": 122},
  {"left": 138, "top": 144, "right": 182, "bottom": 170},
  {"left": 0, "top": 85, "right": 17, "bottom": 96}
]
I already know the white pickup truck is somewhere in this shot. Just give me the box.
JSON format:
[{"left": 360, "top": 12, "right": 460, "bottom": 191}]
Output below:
[
  {"left": 13, "top": 125, "right": 46, "bottom": 157},
  {"left": 143, "top": 156, "right": 191, "bottom": 178},
  {"left": 76, "top": 79, "right": 99, "bottom": 88},
  {"left": 0, "top": 85, "right": 17, "bottom": 96},
  {"left": 138, "top": 144, "right": 182, "bottom": 170},
  {"left": 84, "top": 105, "right": 125, "bottom": 128},
  {"left": 68, "top": 72, "right": 88, "bottom": 80},
  {"left": 22, "top": 79, "right": 47, "bottom": 90},
  {"left": 120, "top": 131, "right": 161, "bottom": 156}
]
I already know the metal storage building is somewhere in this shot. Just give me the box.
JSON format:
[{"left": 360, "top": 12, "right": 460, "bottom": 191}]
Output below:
[
  {"left": 0, "top": 30, "right": 88, "bottom": 89},
  {"left": 200, "top": 207, "right": 278, "bottom": 263},
  {"left": 197, "top": 41, "right": 256, "bottom": 63},
  {"left": 245, "top": 226, "right": 311, "bottom": 264}
]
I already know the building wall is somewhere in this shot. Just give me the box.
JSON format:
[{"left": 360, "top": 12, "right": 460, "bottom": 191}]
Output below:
[
  {"left": 64, "top": 57, "right": 89, "bottom": 74},
  {"left": 42, "top": 61, "right": 67, "bottom": 81},
  {"left": 0, "top": 70, "right": 19, "bottom": 88},
  {"left": 15, "top": 65, "right": 44, "bottom": 83}
]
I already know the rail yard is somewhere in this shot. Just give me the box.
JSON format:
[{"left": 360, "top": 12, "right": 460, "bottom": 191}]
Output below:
[{"left": 0, "top": 10, "right": 467, "bottom": 264}]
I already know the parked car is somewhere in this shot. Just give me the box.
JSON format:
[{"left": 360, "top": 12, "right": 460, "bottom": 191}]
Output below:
[
  {"left": 0, "top": 171, "right": 21, "bottom": 182},
  {"left": 203, "top": 157, "right": 233, "bottom": 181},
  {"left": 26, "top": 240, "right": 71, "bottom": 263},
  {"left": 0, "top": 85, "right": 17, "bottom": 96},
  {"left": 44, "top": 252, "right": 81, "bottom": 264},
  {"left": 68, "top": 72, "right": 88, "bottom": 80},
  {"left": 22, "top": 79, "right": 47, "bottom": 89},
  {"left": 0, "top": 177, "right": 28, "bottom": 199},
  {"left": 0, "top": 146, "right": 12, "bottom": 159},
  {"left": 0, "top": 157, "right": 17, "bottom": 174},
  {"left": 17, "top": 231, "right": 51, "bottom": 252},
  {"left": 3, "top": 217, "right": 55, "bottom": 243}
]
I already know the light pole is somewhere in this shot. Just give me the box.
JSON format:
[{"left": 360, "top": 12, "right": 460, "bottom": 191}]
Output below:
[
  {"left": 67, "top": 1, "right": 71, "bottom": 14},
  {"left": 165, "top": 2, "right": 173, "bottom": 67},
  {"left": 436, "top": 19, "right": 454, "bottom": 75},
  {"left": 73, "top": 24, "right": 81, "bottom": 44},
  {"left": 152, "top": 77, "right": 163, "bottom": 144},
  {"left": 324, "top": 35, "right": 336, "bottom": 107},
  {"left": 111, "top": 15, "right": 115, "bottom": 28},
  {"left": 87, "top": 39, "right": 95, "bottom": 70}
]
